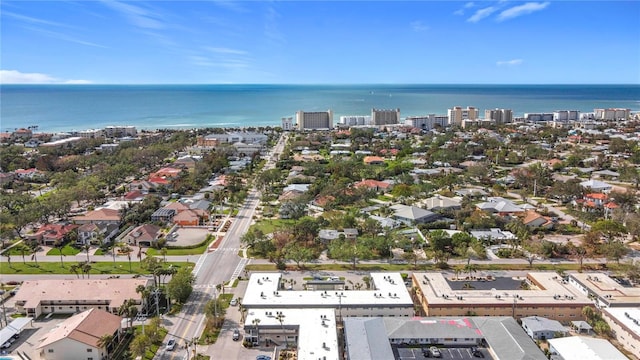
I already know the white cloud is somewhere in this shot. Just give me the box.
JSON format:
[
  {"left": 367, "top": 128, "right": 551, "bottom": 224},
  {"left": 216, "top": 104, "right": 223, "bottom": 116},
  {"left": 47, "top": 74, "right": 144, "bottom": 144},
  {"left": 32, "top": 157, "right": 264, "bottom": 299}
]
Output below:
[
  {"left": 497, "top": 2, "right": 550, "bottom": 21},
  {"left": 410, "top": 21, "right": 429, "bottom": 32},
  {"left": 101, "top": 0, "right": 165, "bottom": 29},
  {"left": 3, "top": 10, "right": 70, "bottom": 28},
  {"left": 0, "top": 70, "right": 92, "bottom": 84},
  {"left": 454, "top": 2, "right": 476, "bottom": 16},
  {"left": 464, "top": 2, "right": 476, "bottom": 8},
  {"left": 467, "top": 6, "right": 499, "bottom": 23},
  {"left": 496, "top": 59, "right": 524, "bottom": 66},
  {"left": 204, "top": 47, "right": 248, "bottom": 55}
]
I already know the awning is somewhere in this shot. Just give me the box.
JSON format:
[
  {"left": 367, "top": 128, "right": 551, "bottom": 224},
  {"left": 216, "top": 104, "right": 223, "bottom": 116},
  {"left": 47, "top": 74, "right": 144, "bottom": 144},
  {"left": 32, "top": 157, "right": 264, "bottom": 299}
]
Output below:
[{"left": 0, "top": 317, "right": 33, "bottom": 346}]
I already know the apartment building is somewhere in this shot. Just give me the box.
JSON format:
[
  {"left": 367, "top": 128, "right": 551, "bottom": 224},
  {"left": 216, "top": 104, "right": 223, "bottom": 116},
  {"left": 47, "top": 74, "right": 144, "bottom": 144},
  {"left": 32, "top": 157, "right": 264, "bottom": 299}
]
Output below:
[
  {"left": 371, "top": 108, "right": 400, "bottom": 125},
  {"left": 601, "top": 307, "right": 640, "bottom": 359},
  {"left": 339, "top": 115, "right": 371, "bottom": 126},
  {"left": 13, "top": 279, "right": 150, "bottom": 318},
  {"left": 553, "top": 110, "right": 580, "bottom": 122},
  {"left": 524, "top": 113, "right": 554, "bottom": 122},
  {"left": 404, "top": 114, "right": 447, "bottom": 130},
  {"left": 485, "top": 108, "right": 513, "bottom": 124},
  {"left": 412, "top": 272, "right": 593, "bottom": 322},
  {"left": 281, "top": 117, "right": 294, "bottom": 131},
  {"left": 447, "top": 106, "right": 478, "bottom": 126},
  {"left": 296, "top": 110, "right": 333, "bottom": 130},
  {"left": 594, "top": 108, "right": 630, "bottom": 121}
]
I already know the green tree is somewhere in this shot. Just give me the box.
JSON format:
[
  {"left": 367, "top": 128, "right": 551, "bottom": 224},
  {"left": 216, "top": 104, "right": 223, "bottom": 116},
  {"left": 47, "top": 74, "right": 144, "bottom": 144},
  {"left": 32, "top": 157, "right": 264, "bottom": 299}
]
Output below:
[
  {"left": 129, "top": 333, "right": 151, "bottom": 358},
  {"left": 167, "top": 267, "right": 196, "bottom": 304}
]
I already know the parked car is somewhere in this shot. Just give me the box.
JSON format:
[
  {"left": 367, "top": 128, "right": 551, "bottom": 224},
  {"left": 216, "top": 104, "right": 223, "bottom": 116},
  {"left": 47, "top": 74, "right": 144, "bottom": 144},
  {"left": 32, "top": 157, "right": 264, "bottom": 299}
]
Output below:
[
  {"left": 165, "top": 338, "right": 176, "bottom": 351},
  {"left": 230, "top": 298, "right": 238, "bottom": 306},
  {"left": 232, "top": 329, "right": 240, "bottom": 341},
  {"left": 429, "top": 346, "right": 442, "bottom": 358},
  {"left": 471, "top": 347, "right": 484, "bottom": 358},
  {"left": 256, "top": 356, "right": 272, "bottom": 360}
]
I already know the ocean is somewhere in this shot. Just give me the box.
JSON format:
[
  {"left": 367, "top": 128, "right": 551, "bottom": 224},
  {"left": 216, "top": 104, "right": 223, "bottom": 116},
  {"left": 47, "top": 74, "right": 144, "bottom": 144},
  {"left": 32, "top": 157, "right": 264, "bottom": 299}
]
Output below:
[{"left": 1, "top": 84, "right": 639, "bottom": 133}]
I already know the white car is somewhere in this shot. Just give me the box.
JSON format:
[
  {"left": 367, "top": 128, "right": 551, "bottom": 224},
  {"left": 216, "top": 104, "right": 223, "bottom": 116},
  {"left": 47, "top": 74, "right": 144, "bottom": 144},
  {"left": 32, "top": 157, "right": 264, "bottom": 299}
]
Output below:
[
  {"left": 165, "top": 338, "right": 176, "bottom": 351},
  {"left": 230, "top": 298, "right": 238, "bottom": 306}
]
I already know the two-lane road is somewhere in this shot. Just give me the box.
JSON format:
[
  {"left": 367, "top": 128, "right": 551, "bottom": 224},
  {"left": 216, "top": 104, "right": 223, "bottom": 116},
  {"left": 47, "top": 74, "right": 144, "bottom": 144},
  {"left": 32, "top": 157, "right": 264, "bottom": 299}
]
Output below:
[{"left": 158, "top": 133, "right": 287, "bottom": 360}]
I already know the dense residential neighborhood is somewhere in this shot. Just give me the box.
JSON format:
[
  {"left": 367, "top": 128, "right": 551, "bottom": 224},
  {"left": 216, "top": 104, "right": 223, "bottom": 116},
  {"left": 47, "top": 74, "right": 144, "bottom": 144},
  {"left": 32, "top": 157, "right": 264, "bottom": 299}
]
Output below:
[{"left": 1, "top": 113, "right": 640, "bottom": 360}]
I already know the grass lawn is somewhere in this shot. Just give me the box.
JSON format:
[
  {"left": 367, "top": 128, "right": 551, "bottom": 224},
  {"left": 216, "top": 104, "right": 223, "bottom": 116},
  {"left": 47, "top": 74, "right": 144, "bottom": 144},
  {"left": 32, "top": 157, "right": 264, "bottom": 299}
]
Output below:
[
  {"left": 46, "top": 244, "right": 82, "bottom": 256},
  {"left": 146, "top": 236, "right": 215, "bottom": 256},
  {"left": 0, "top": 261, "right": 192, "bottom": 275},
  {"left": 245, "top": 262, "right": 590, "bottom": 273},
  {"left": 250, "top": 218, "right": 295, "bottom": 234}
]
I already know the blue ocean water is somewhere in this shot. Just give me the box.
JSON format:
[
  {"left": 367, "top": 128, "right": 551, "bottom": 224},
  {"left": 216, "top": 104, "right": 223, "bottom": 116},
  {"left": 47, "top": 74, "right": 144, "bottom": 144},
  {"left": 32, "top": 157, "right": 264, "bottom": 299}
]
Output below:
[{"left": 1, "top": 84, "right": 639, "bottom": 133}]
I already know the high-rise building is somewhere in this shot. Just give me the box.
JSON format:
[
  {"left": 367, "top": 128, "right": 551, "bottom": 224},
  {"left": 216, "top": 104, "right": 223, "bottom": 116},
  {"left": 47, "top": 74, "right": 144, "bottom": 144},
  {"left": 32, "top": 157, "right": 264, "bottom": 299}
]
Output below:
[
  {"left": 371, "top": 108, "right": 400, "bottom": 125},
  {"left": 447, "top": 106, "right": 478, "bottom": 126},
  {"left": 405, "top": 114, "right": 451, "bottom": 130},
  {"left": 296, "top": 110, "right": 333, "bottom": 130},
  {"left": 281, "top": 117, "right": 294, "bottom": 131},
  {"left": 339, "top": 115, "right": 371, "bottom": 126},
  {"left": 485, "top": 109, "right": 513, "bottom": 124},
  {"left": 594, "top": 108, "right": 630, "bottom": 121},
  {"left": 524, "top": 113, "right": 554, "bottom": 122},
  {"left": 553, "top": 110, "right": 580, "bottom": 122}
]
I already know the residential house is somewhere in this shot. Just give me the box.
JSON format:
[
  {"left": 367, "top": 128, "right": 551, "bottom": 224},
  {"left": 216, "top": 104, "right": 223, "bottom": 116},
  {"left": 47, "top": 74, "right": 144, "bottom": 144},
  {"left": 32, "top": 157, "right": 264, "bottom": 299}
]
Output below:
[
  {"left": 476, "top": 197, "right": 524, "bottom": 215},
  {"left": 36, "top": 308, "right": 122, "bottom": 360},
  {"left": 354, "top": 179, "right": 392, "bottom": 193},
  {"left": 123, "top": 190, "right": 146, "bottom": 202},
  {"left": 124, "top": 224, "right": 161, "bottom": 247},
  {"left": 363, "top": 156, "right": 384, "bottom": 165},
  {"left": 150, "top": 208, "right": 176, "bottom": 223},
  {"left": 188, "top": 199, "right": 211, "bottom": 212},
  {"left": 149, "top": 167, "right": 183, "bottom": 179},
  {"left": 72, "top": 208, "right": 121, "bottom": 225},
  {"left": 521, "top": 211, "right": 554, "bottom": 229},
  {"left": 392, "top": 205, "right": 438, "bottom": 225},
  {"left": 592, "top": 169, "right": 619, "bottom": 180},
  {"left": 173, "top": 209, "right": 201, "bottom": 226},
  {"left": 128, "top": 180, "right": 158, "bottom": 193},
  {"left": 579, "top": 179, "right": 612, "bottom": 192},
  {"left": 469, "top": 228, "right": 517, "bottom": 243},
  {"left": 421, "top": 195, "right": 462, "bottom": 212},
  {"left": 573, "top": 193, "right": 618, "bottom": 213},
  {"left": 520, "top": 316, "right": 568, "bottom": 340},
  {"left": 27, "top": 223, "right": 78, "bottom": 246},
  {"left": 14, "top": 168, "right": 44, "bottom": 180},
  {"left": 173, "top": 155, "right": 199, "bottom": 171},
  {"left": 76, "top": 223, "right": 119, "bottom": 246},
  {"left": 454, "top": 188, "right": 488, "bottom": 199}
]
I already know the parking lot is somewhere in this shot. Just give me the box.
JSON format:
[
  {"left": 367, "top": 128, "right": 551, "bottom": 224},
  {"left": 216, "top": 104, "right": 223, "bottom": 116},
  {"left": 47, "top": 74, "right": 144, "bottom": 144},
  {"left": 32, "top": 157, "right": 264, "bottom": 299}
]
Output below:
[{"left": 393, "top": 346, "right": 489, "bottom": 360}]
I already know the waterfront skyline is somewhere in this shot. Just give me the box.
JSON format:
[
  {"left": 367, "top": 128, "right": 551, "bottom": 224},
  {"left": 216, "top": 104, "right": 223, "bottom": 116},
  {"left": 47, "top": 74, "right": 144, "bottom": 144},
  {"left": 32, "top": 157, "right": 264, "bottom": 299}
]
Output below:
[
  {"left": 2, "top": 84, "right": 639, "bottom": 133},
  {"left": 1, "top": 1, "right": 639, "bottom": 85}
]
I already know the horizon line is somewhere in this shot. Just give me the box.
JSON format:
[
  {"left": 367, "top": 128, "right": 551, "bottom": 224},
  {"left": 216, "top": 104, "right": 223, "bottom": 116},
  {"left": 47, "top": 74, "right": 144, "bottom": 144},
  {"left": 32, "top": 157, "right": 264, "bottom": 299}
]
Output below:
[{"left": 2, "top": 82, "right": 639, "bottom": 86}]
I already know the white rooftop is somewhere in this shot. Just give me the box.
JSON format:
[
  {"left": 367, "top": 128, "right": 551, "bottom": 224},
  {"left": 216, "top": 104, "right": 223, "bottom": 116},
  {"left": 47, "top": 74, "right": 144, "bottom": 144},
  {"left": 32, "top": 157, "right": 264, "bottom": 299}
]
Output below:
[
  {"left": 245, "top": 308, "right": 338, "bottom": 360},
  {"left": 243, "top": 273, "right": 412, "bottom": 308},
  {"left": 603, "top": 307, "right": 640, "bottom": 338},
  {"left": 548, "top": 336, "right": 627, "bottom": 360}
]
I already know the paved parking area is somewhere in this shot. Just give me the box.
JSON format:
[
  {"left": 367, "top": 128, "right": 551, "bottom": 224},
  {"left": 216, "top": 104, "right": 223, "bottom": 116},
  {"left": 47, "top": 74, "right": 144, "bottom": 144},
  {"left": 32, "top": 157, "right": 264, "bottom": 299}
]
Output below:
[
  {"left": 393, "top": 346, "right": 490, "bottom": 360},
  {"left": 166, "top": 227, "right": 209, "bottom": 247}
]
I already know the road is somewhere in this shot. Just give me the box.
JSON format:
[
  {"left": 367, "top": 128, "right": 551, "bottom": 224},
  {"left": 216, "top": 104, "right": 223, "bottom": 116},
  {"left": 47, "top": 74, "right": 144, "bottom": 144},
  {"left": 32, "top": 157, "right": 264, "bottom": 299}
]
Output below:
[{"left": 157, "top": 133, "right": 287, "bottom": 360}]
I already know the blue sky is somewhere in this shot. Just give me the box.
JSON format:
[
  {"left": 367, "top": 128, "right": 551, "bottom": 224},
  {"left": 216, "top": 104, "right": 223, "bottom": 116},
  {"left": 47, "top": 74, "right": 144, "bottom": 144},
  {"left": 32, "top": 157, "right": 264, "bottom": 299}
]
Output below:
[{"left": 1, "top": 1, "right": 639, "bottom": 84}]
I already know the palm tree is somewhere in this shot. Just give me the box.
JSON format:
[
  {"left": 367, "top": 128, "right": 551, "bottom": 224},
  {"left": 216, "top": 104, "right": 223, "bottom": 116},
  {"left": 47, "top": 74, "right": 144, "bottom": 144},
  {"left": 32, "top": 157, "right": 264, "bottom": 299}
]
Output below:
[
  {"left": 251, "top": 318, "right": 261, "bottom": 346},
  {"left": 275, "top": 312, "right": 288, "bottom": 347},
  {"left": 136, "top": 285, "right": 150, "bottom": 314},
  {"left": 54, "top": 240, "right": 65, "bottom": 267},
  {"left": 3, "top": 252, "right": 12, "bottom": 269},
  {"left": 29, "top": 240, "right": 41, "bottom": 266},
  {"left": 119, "top": 243, "right": 133, "bottom": 272},
  {"left": 160, "top": 247, "right": 168, "bottom": 262},
  {"left": 82, "top": 262, "right": 92, "bottom": 278},
  {"left": 96, "top": 333, "right": 114, "bottom": 359},
  {"left": 83, "top": 243, "right": 91, "bottom": 263},
  {"left": 118, "top": 298, "right": 139, "bottom": 331},
  {"left": 69, "top": 263, "right": 81, "bottom": 278}
]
